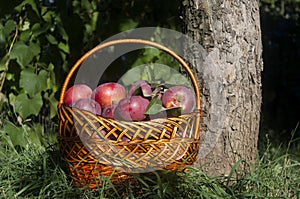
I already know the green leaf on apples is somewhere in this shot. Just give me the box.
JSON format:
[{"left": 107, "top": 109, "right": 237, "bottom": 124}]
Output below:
[
  {"left": 145, "top": 97, "right": 183, "bottom": 117},
  {"left": 150, "top": 63, "right": 171, "bottom": 81},
  {"left": 166, "top": 74, "right": 192, "bottom": 88},
  {"left": 165, "top": 107, "right": 182, "bottom": 117},
  {"left": 132, "top": 85, "right": 152, "bottom": 98},
  {"left": 145, "top": 98, "right": 165, "bottom": 115},
  {"left": 120, "top": 66, "right": 144, "bottom": 86},
  {"left": 141, "top": 64, "right": 153, "bottom": 82}
]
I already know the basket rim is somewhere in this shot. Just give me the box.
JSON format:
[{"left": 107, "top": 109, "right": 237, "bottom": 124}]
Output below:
[
  {"left": 58, "top": 104, "right": 201, "bottom": 141},
  {"left": 58, "top": 103, "right": 201, "bottom": 124}
]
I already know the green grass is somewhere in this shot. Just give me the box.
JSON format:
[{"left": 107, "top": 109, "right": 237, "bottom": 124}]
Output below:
[{"left": 0, "top": 121, "right": 299, "bottom": 199}]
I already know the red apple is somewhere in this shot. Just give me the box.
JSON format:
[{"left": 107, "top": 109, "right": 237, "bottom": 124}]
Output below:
[
  {"left": 71, "top": 98, "right": 102, "bottom": 115},
  {"left": 129, "top": 80, "right": 152, "bottom": 97},
  {"left": 64, "top": 84, "right": 92, "bottom": 106},
  {"left": 101, "top": 104, "right": 117, "bottom": 119},
  {"left": 161, "top": 85, "right": 195, "bottom": 114},
  {"left": 115, "top": 96, "right": 149, "bottom": 121},
  {"left": 92, "top": 82, "right": 126, "bottom": 109}
]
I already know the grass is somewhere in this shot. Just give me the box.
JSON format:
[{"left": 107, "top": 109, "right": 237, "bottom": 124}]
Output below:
[{"left": 0, "top": 121, "right": 299, "bottom": 199}]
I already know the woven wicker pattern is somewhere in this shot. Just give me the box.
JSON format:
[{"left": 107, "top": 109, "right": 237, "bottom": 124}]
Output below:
[
  {"left": 57, "top": 39, "right": 201, "bottom": 189},
  {"left": 58, "top": 105, "right": 200, "bottom": 169}
]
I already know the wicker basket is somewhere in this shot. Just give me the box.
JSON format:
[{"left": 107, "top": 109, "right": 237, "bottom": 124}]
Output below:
[{"left": 57, "top": 39, "right": 201, "bottom": 189}]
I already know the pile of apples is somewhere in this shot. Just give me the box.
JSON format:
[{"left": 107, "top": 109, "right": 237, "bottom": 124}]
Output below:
[{"left": 64, "top": 80, "right": 196, "bottom": 121}]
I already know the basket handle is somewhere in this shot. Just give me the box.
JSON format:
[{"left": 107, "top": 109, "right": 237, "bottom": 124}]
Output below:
[
  {"left": 59, "top": 38, "right": 200, "bottom": 108},
  {"left": 58, "top": 39, "right": 201, "bottom": 137}
]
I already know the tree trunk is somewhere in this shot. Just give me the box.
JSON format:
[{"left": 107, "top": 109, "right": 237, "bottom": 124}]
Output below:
[{"left": 181, "top": 0, "right": 263, "bottom": 176}]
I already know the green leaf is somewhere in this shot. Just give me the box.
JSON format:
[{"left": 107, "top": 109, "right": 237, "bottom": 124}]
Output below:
[
  {"left": 58, "top": 42, "right": 70, "bottom": 54},
  {"left": 47, "top": 63, "right": 58, "bottom": 92},
  {"left": 145, "top": 98, "right": 184, "bottom": 118},
  {"left": 10, "top": 41, "right": 40, "bottom": 68},
  {"left": 144, "top": 48, "right": 160, "bottom": 60},
  {"left": 20, "top": 68, "right": 48, "bottom": 97},
  {"left": 6, "top": 73, "right": 15, "bottom": 81},
  {"left": 3, "top": 20, "right": 16, "bottom": 37},
  {"left": 57, "top": 24, "right": 69, "bottom": 42},
  {"left": 166, "top": 107, "right": 182, "bottom": 117},
  {"left": 46, "top": 34, "right": 58, "bottom": 45},
  {"left": 0, "top": 20, "right": 16, "bottom": 44},
  {"left": 151, "top": 63, "right": 171, "bottom": 81},
  {"left": 22, "top": 21, "right": 30, "bottom": 31},
  {"left": 2, "top": 121, "right": 27, "bottom": 148},
  {"left": 15, "top": 0, "right": 40, "bottom": 17},
  {"left": 145, "top": 98, "right": 165, "bottom": 115},
  {"left": 8, "top": 92, "right": 16, "bottom": 105},
  {"left": 132, "top": 85, "right": 152, "bottom": 98},
  {"left": 20, "top": 29, "right": 31, "bottom": 41},
  {"left": 119, "top": 19, "right": 138, "bottom": 32},
  {"left": 81, "top": 0, "right": 93, "bottom": 12},
  {"left": 0, "top": 92, "right": 8, "bottom": 105},
  {"left": 91, "top": 11, "right": 99, "bottom": 31},
  {"left": 165, "top": 73, "right": 192, "bottom": 88},
  {"left": 31, "top": 23, "right": 49, "bottom": 38},
  {"left": 141, "top": 65, "right": 153, "bottom": 82},
  {"left": 11, "top": 93, "right": 43, "bottom": 119},
  {"left": 120, "top": 66, "right": 143, "bottom": 87}
]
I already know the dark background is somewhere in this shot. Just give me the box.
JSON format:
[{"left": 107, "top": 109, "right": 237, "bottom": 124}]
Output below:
[{"left": 260, "top": 4, "right": 300, "bottom": 143}]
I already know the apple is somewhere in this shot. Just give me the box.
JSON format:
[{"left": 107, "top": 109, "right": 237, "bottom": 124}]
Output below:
[
  {"left": 71, "top": 98, "right": 102, "bottom": 115},
  {"left": 64, "top": 84, "right": 92, "bottom": 106},
  {"left": 101, "top": 104, "right": 117, "bottom": 119},
  {"left": 92, "top": 82, "right": 126, "bottom": 109},
  {"left": 129, "top": 80, "right": 152, "bottom": 97},
  {"left": 121, "top": 136, "right": 130, "bottom": 142},
  {"left": 114, "top": 96, "right": 149, "bottom": 121},
  {"left": 161, "top": 85, "right": 196, "bottom": 114}
]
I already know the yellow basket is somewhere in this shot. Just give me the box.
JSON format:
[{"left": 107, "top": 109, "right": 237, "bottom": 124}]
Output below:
[{"left": 57, "top": 39, "right": 201, "bottom": 189}]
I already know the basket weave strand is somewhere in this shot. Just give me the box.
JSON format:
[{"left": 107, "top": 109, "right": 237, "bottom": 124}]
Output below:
[{"left": 57, "top": 39, "right": 201, "bottom": 189}]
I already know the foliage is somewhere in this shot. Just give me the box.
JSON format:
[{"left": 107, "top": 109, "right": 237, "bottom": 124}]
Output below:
[
  {"left": 260, "top": 0, "right": 300, "bottom": 20},
  {"left": 0, "top": 0, "right": 69, "bottom": 122},
  {"left": 0, "top": 0, "right": 180, "bottom": 125}
]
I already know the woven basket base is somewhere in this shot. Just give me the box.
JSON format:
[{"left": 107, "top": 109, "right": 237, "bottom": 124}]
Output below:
[
  {"left": 64, "top": 141, "right": 199, "bottom": 189},
  {"left": 68, "top": 162, "right": 133, "bottom": 189}
]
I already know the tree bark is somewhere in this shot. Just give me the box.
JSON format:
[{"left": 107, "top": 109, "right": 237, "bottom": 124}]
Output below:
[{"left": 181, "top": 0, "right": 263, "bottom": 176}]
